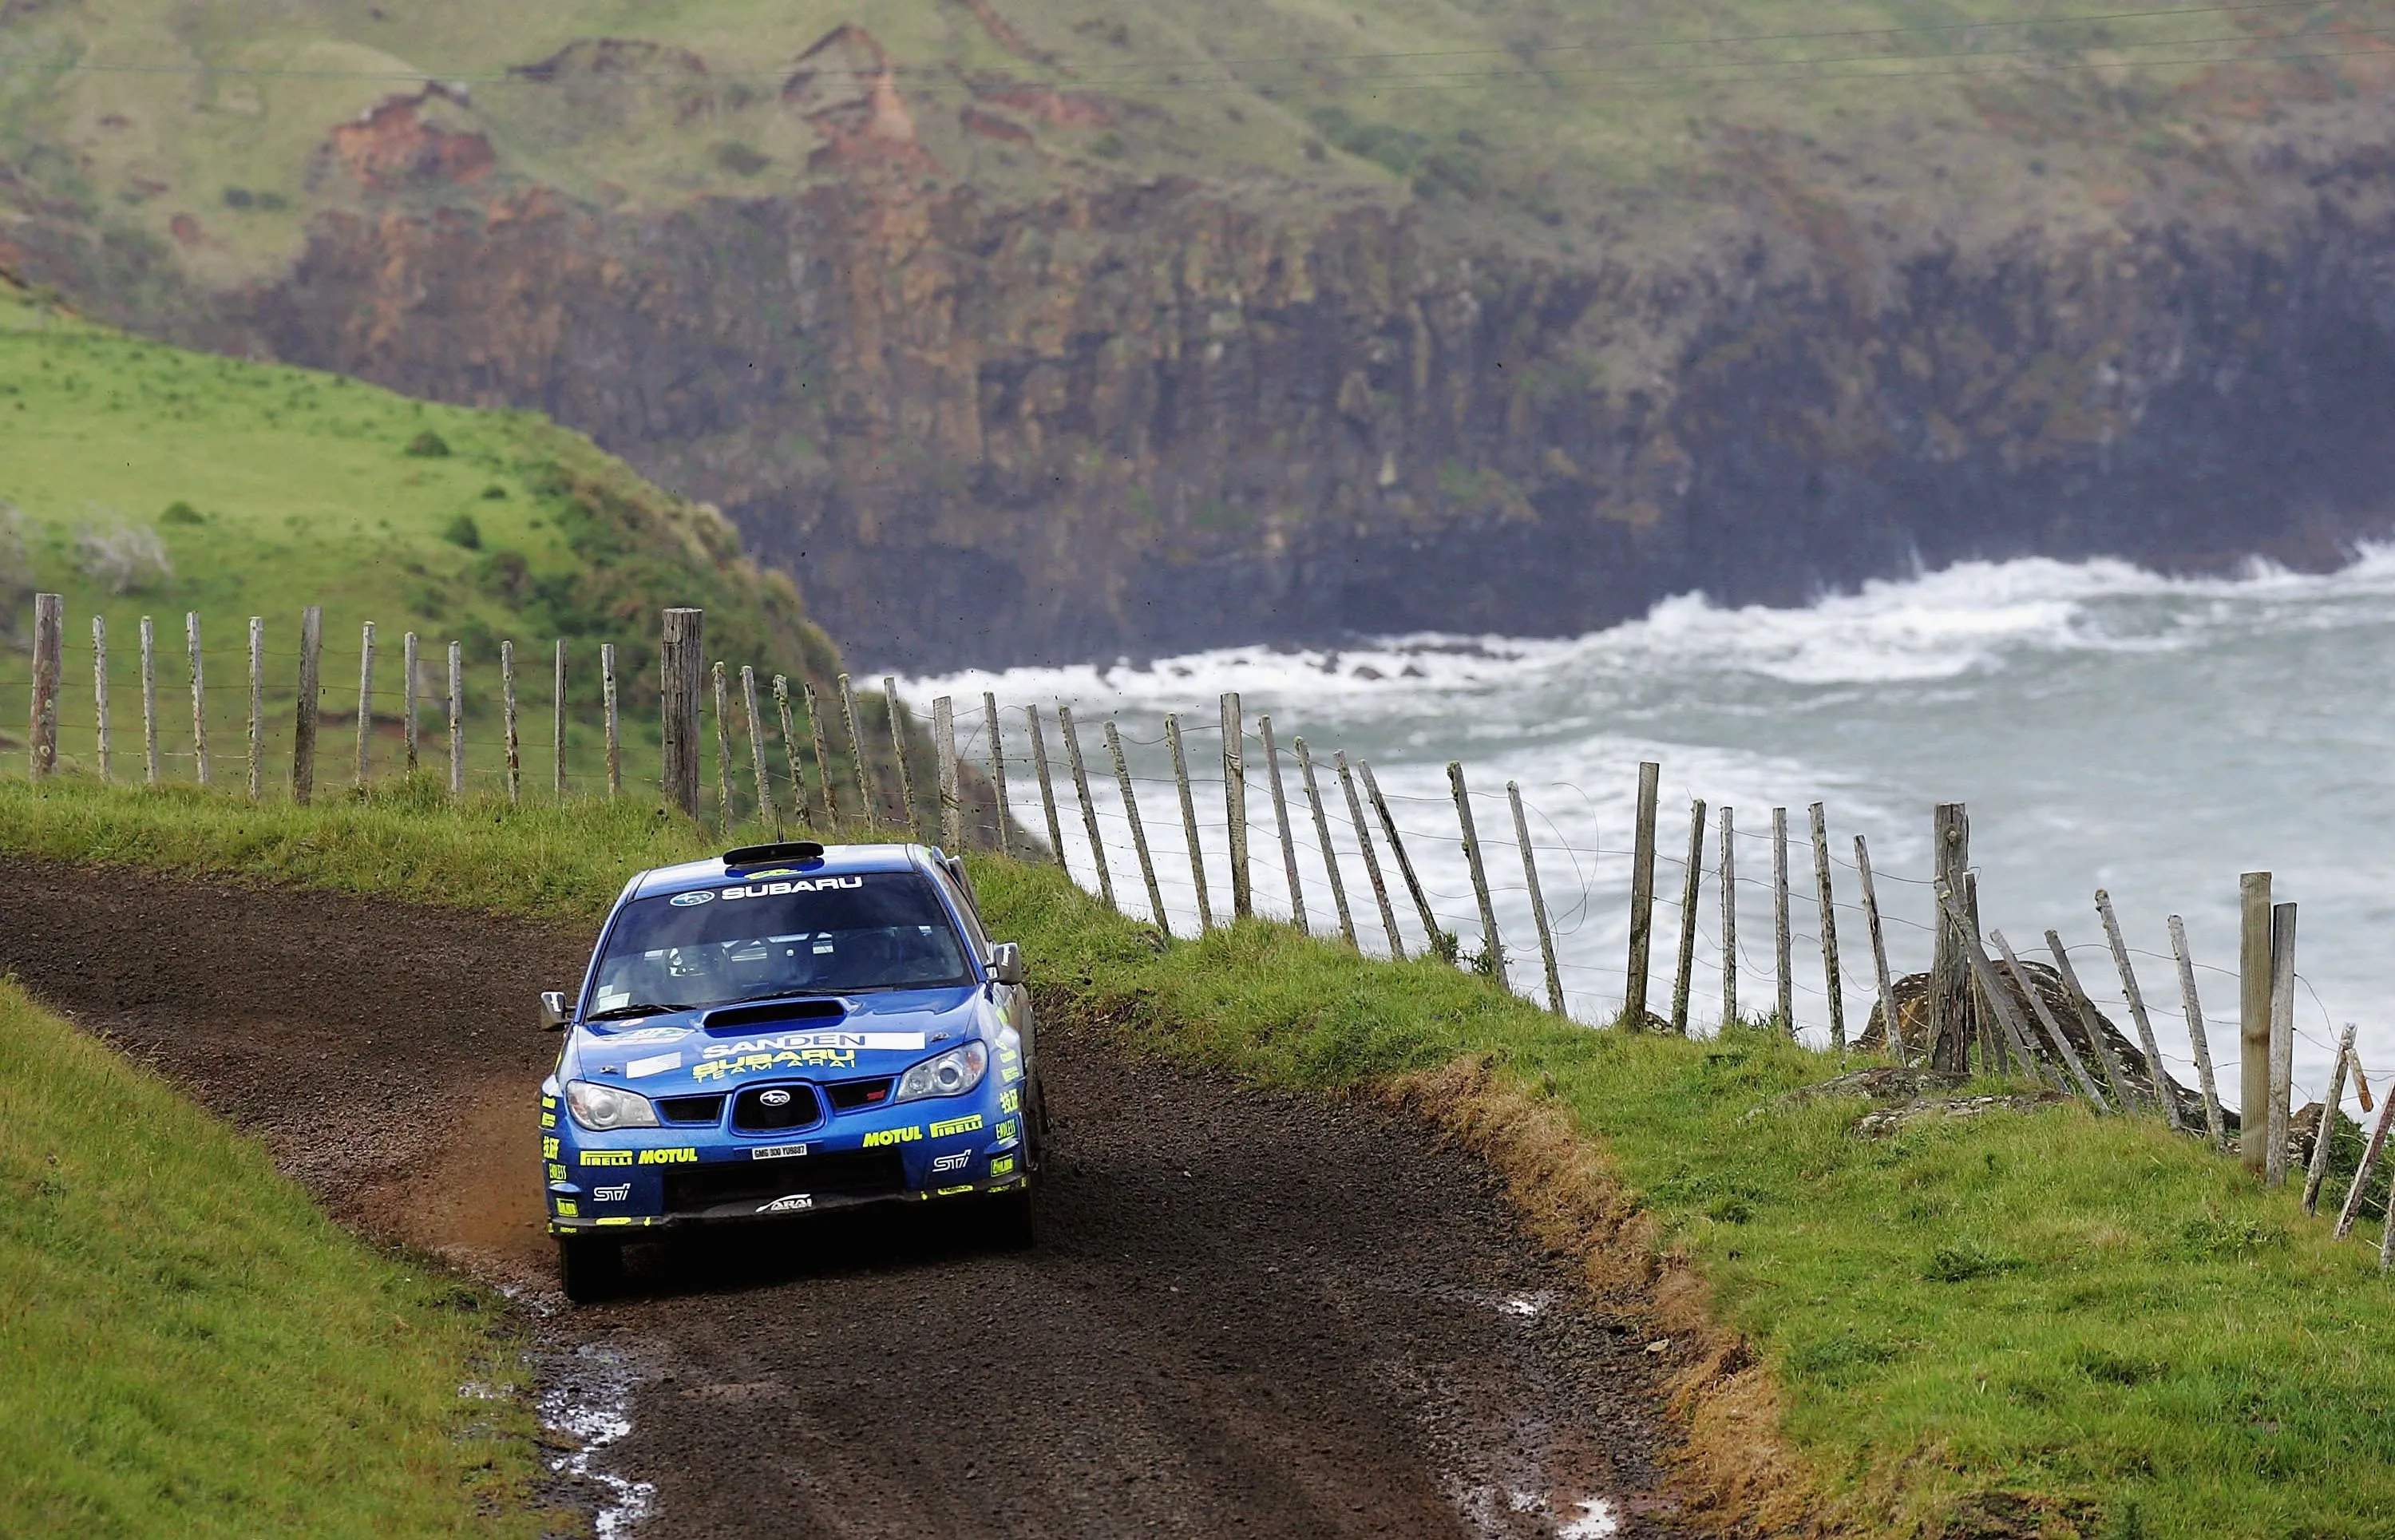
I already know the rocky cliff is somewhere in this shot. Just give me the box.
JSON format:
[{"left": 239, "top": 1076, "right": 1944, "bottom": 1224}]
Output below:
[{"left": 8, "top": 6, "right": 2395, "bottom": 667}]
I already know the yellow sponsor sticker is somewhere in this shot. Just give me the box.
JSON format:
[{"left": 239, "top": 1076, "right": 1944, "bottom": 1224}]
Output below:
[
  {"left": 555, "top": 1200, "right": 579, "bottom": 1217},
  {"left": 540, "top": 1113, "right": 557, "bottom": 1128},
  {"left": 596, "top": 1217, "right": 635, "bottom": 1227},
  {"left": 863, "top": 1126, "right": 923, "bottom": 1148},
  {"left": 547, "top": 1162, "right": 568, "bottom": 1182},
  {"left": 637, "top": 1147, "right": 698, "bottom": 1164},
  {"left": 928, "top": 1113, "right": 985, "bottom": 1138},
  {"left": 995, "top": 1119, "right": 1018, "bottom": 1142},
  {"left": 999, "top": 1088, "right": 1021, "bottom": 1114},
  {"left": 542, "top": 1137, "right": 560, "bottom": 1160},
  {"left": 581, "top": 1150, "right": 635, "bottom": 1167},
  {"left": 936, "top": 1184, "right": 976, "bottom": 1196},
  {"left": 990, "top": 1155, "right": 1015, "bottom": 1177}
]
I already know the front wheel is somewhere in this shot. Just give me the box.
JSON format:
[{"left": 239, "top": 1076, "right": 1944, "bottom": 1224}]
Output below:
[{"left": 556, "top": 1235, "right": 623, "bottom": 1304}]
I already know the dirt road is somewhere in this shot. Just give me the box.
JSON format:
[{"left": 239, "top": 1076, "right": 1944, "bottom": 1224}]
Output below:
[{"left": 0, "top": 859, "right": 1689, "bottom": 1538}]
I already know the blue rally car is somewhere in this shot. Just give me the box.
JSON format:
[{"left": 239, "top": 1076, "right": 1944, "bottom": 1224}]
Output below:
[{"left": 536, "top": 839, "right": 1044, "bottom": 1301}]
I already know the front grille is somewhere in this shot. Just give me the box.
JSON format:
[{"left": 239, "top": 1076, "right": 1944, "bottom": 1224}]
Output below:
[
  {"left": 662, "top": 1150, "right": 908, "bottom": 1213},
  {"left": 824, "top": 1077, "right": 895, "bottom": 1112},
  {"left": 655, "top": 1095, "right": 726, "bottom": 1126},
  {"left": 732, "top": 1083, "right": 823, "bottom": 1133}
]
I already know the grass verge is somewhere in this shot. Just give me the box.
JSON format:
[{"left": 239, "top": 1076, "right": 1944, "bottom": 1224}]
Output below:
[
  {"left": 0, "top": 971, "right": 548, "bottom": 1538},
  {"left": 6, "top": 776, "right": 2394, "bottom": 1537}
]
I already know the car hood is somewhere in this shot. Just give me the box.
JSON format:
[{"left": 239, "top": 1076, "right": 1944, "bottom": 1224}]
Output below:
[{"left": 564, "top": 986, "right": 985, "bottom": 1089}]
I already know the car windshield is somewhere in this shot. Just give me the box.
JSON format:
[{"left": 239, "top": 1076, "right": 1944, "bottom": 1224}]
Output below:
[{"left": 588, "top": 872, "right": 975, "bottom": 1013}]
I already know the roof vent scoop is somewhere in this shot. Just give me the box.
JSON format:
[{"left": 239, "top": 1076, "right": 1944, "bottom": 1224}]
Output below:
[{"left": 722, "top": 840, "right": 826, "bottom": 869}]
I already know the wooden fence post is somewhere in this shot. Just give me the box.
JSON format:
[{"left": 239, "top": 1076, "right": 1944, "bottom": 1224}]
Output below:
[
  {"left": 2240, "top": 871, "right": 2273, "bottom": 1176},
  {"left": 2095, "top": 889, "right": 2178, "bottom": 1129},
  {"left": 1221, "top": 692, "right": 1252, "bottom": 919},
  {"left": 1720, "top": 806, "right": 1738, "bottom": 1027},
  {"left": 1448, "top": 762, "right": 1506, "bottom": 988},
  {"left": 1772, "top": 806, "right": 1794, "bottom": 1034},
  {"left": 2304, "top": 1023, "right": 2359, "bottom": 1215},
  {"left": 744, "top": 666, "right": 780, "bottom": 839},
  {"left": 984, "top": 692, "right": 1012, "bottom": 857},
  {"left": 445, "top": 639, "right": 463, "bottom": 799},
  {"left": 354, "top": 621, "right": 374, "bottom": 787},
  {"left": 711, "top": 661, "right": 734, "bottom": 829},
  {"left": 1166, "top": 714, "right": 1211, "bottom": 931},
  {"left": 773, "top": 675, "right": 808, "bottom": 829},
  {"left": 28, "top": 592, "right": 61, "bottom": 779},
  {"left": 291, "top": 606, "right": 323, "bottom": 803},
  {"left": 837, "top": 674, "right": 873, "bottom": 827},
  {"left": 1808, "top": 802, "right": 1844, "bottom": 1048},
  {"left": 1026, "top": 705, "right": 1064, "bottom": 864},
  {"left": 402, "top": 631, "right": 420, "bottom": 776},
  {"left": 882, "top": 677, "right": 916, "bottom": 839},
  {"left": 91, "top": 616, "right": 109, "bottom": 782},
  {"left": 187, "top": 612, "right": 208, "bottom": 786},
  {"left": 2045, "top": 933, "right": 2136, "bottom": 1109},
  {"left": 1989, "top": 931, "right": 2100, "bottom": 1102},
  {"left": 1929, "top": 803, "right": 1973, "bottom": 1071},
  {"left": 1509, "top": 781, "right": 1563, "bottom": 1012},
  {"left": 1106, "top": 720, "right": 1166, "bottom": 931},
  {"left": 501, "top": 639, "right": 521, "bottom": 806},
  {"left": 139, "top": 615, "right": 158, "bottom": 785},
  {"left": 1258, "top": 716, "right": 1308, "bottom": 932},
  {"left": 1854, "top": 836, "right": 1899, "bottom": 1060},
  {"left": 803, "top": 680, "right": 837, "bottom": 829},
  {"left": 659, "top": 608, "right": 703, "bottom": 817},
  {"left": 1672, "top": 798, "right": 1708, "bottom": 1035},
  {"left": 601, "top": 643, "right": 622, "bottom": 799},
  {"left": 2335, "top": 1086, "right": 2395, "bottom": 1240},
  {"left": 1934, "top": 883, "right": 2048, "bottom": 1075},
  {"left": 1296, "top": 738, "right": 1355, "bottom": 947},
  {"left": 2268, "top": 900, "right": 2298, "bottom": 1187},
  {"left": 552, "top": 640, "right": 566, "bottom": 799},
  {"left": 1058, "top": 706, "right": 1114, "bottom": 909},
  {"left": 1336, "top": 751, "right": 1400, "bottom": 960},
  {"left": 246, "top": 618, "right": 263, "bottom": 801},
  {"left": 935, "top": 695, "right": 961, "bottom": 850},
  {"left": 1361, "top": 759, "right": 1439, "bottom": 952},
  {"left": 2167, "top": 914, "right": 2227, "bottom": 1147},
  {"left": 1625, "top": 762, "right": 1661, "bottom": 1022}
]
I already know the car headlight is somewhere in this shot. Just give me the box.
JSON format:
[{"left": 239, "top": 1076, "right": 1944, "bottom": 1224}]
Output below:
[
  {"left": 892, "top": 1042, "right": 988, "bottom": 1103},
  {"left": 565, "top": 1079, "right": 660, "bottom": 1130}
]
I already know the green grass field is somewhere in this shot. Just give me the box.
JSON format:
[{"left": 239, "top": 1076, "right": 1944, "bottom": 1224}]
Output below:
[
  {"left": 0, "top": 971, "right": 551, "bottom": 1538},
  {"left": 4, "top": 773, "right": 2392, "bottom": 1537}
]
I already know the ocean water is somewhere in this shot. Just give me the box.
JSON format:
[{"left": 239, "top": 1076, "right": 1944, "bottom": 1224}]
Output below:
[{"left": 904, "top": 551, "right": 2395, "bottom": 1118}]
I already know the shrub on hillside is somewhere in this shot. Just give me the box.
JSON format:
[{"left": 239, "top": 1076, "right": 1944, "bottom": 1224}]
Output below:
[
  {"left": 441, "top": 513, "right": 481, "bottom": 549},
  {"left": 405, "top": 430, "right": 451, "bottom": 458},
  {"left": 74, "top": 517, "right": 172, "bottom": 595},
  {"left": 160, "top": 501, "right": 204, "bottom": 525}
]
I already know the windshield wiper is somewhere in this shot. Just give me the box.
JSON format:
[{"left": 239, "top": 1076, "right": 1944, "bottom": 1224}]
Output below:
[{"left": 582, "top": 1001, "right": 695, "bottom": 1022}]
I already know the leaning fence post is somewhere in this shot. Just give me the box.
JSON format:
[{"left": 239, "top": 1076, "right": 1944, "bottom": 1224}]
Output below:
[
  {"left": 552, "top": 640, "right": 567, "bottom": 799},
  {"left": 2167, "top": 915, "right": 2227, "bottom": 1147},
  {"left": 139, "top": 615, "right": 158, "bottom": 785},
  {"left": 2240, "top": 871, "right": 2274, "bottom": 1176},
  {"left": 28, "top": 592, "right": 61, "bottom": 779},
  {"left": 659, "top": 608, "right": 703, "bottom": 817},
  {"left": 2095, "top": 889, "right": 2179, "bottom": 1129},
  {"left": 402, "top": 631, "right": 420, "bottom": 777},
  {"left": 711, "top": 661, "right": 734, "bottom": 829},
  {"left": 1448, "top": 762, "right": 1506, "bottom": 988},
  {"left": 292, "top": 605, "right": 323, "bottom": 804},
  {"left": 2304, "top": 1023, "right": 2359, "bottom": 1215},
  {"left": 1934, "top": 882, "right": 2047, "bottom": 1079},
  {"left": 773, "top": 676, "right": 808, "bottom": 829},
  {"left": 804, "top": 680, "right": 838, "bottom": 829},
  {"left": 1772, "top": 806, "right": 1794, "bottom": 1034},
  {"left": 91, "top": 616, "right": 109, "bottom": 782},
  {"left": 445, "top": 639, "right": 463, "bottom": 799},
  {"left": 1509, "top": 781, "right": 1564, "bottom": 1013},
  {"left": 1808, "top": 803, "right": 1844, "bottom": 1048},
  {"left": 1720, "top": 806, "right": 1739, "bottom": 1027},
  {"left": 2335, "top": 1086, "right": 2395, "bottom": 1240},
  {"left": 1296, "top": 738, "right": 1355, "bottom": 947},
  {"left": 1671, "top": 798, "right": 1708, "bottom": 1035},
  {"left": 934, "top": 695, "right": 961, "bottom": 850},
  {"left": 247, "top": 617, "right": 263, "bottom": 801},
  {"left": 1166, "top": 714, "right": 1212, "bottom": 931},
  {"left": 1221, "top": 692, "right": 1252, "bottom": 919},
  {"left": 2268, "top": 900, "right": 2298, "bottom": 1187},
  {"left": 837, "top": 674, "right": 873, "bottom": 825},
  {"left": 1988, "top": 930, "right": 2094, "bottom": 1101},
  {"left": 354, "top": 621, "right": 374, "bottom": 787},
  {"left": 984, "top": 692, "right": 1012, "bottom": 857},
  {"left": 601, "top": 643, "right": 622, "bottom": 800},
  {"left": 745, "top": 666, "right": 781, "bottom": 839},
  {"left": 1106, "top": 721, "right": 1167, "bottom": 932},
  {"left": 883, "top": 677, "right": 916, "bottom": 839},
  {"left": 1336, "top": 751, "right": 1400, "bottom": 960},
  {"left": 1625, "top": 762, "right": 1661, "bottom": 1023},
  {"left": 1258, "top": 717, "right": 1308, "bottom": 932},
  {"left": 2045, "top": 932, "right": 2136, "bottom": 1110},
  {"left": 1362, "top": 760, "right": 1439, "bottom": 952},
  {"left": 187, "top": 612, "right": 208, "bottom": 786},
  {"left": 1026, "top": 705, "right": 1064, "bottom": 864},
  {"left": 1058, "top": 705, "right": 1114, "bottom": 910},
  {"left": 501, "top": 640, "right": 522, "bottom": 806},
  {"left": 1853, "top": 837, "right": 1899, "bottom": 1060}
]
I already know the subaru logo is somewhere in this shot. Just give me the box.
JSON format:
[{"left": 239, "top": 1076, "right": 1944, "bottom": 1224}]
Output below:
[{"left": 760, "top": 1089, "right": 791, "bottom": 1107}]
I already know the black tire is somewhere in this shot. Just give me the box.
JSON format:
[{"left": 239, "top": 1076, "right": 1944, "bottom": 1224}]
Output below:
[{"left": 556, "top": 1234, "right": 623, "bottom": 1304}]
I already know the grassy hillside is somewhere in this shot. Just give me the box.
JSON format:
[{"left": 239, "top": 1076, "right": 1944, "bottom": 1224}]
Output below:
[
  {"left": 0, "top": 972, "right": 551, "bottom": 1537},
  {"left": 6, "top": 773, "right": 2394, "bottom": 1538},
  {"left": 0, "top": 274, "right": 943, "bottom": 817}
]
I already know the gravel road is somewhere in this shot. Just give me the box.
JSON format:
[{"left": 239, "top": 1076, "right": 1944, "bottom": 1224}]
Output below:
[{"left": 0, "top": 859, "right": 1690, "bottom": 1538}]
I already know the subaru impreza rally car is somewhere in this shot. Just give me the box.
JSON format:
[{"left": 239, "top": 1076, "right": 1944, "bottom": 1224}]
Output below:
[{"left": 536, "top": 839, "right": 1044, "bottom": 1301}]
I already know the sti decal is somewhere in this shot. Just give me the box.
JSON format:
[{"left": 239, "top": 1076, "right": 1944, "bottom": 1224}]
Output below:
[
  {"left": 931, "top": 1150, "right": 971, "bottom": 1174},
  {"left": 594, "top": 1184, "right": 631, "bottom": 1202}
]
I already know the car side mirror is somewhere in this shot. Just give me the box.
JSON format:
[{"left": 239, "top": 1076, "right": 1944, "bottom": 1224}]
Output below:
[
  {"left": 988, "top": 943, "right": 1023, "bottom": 986},
  {"left": 539, "top": 991, "right": 568, "bottom": 1031}
]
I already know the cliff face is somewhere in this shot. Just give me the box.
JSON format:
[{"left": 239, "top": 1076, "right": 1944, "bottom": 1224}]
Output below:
[{"left": 9, "top": 13, "right": 2395, "bottom": 668}]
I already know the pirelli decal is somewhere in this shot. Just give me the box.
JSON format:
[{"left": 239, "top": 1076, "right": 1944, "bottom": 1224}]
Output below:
[
  {"left": 928, "top": 1113, "right": 984, "bottom": 1138},
  {"left": 581, "top": 1150, "right": 635, "bottom": 1167}
]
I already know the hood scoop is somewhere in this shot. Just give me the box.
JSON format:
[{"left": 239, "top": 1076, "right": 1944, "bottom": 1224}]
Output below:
[{"left": 700, "top": 996, "right": 850, "bottom": 1034}]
